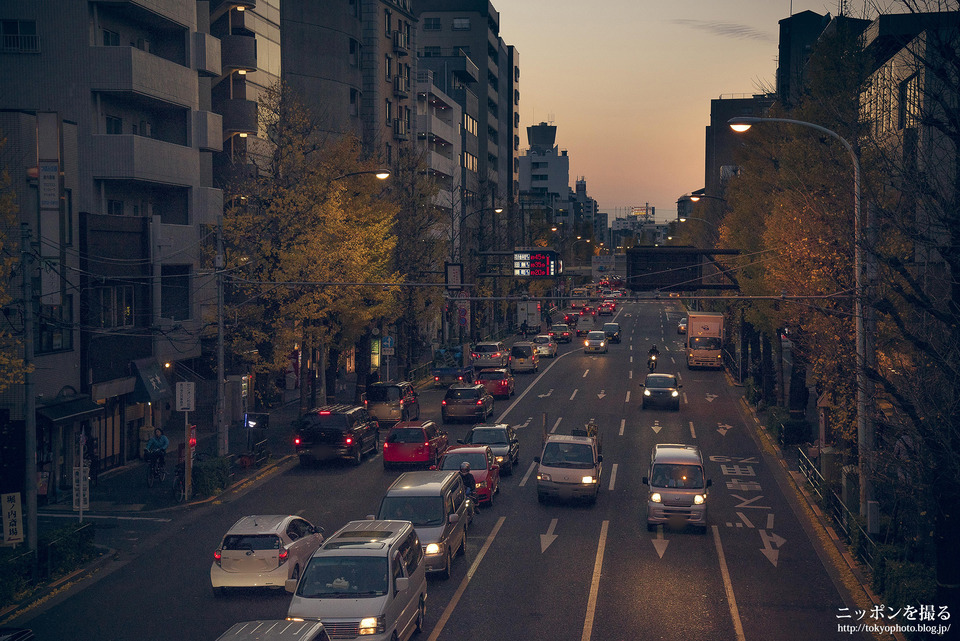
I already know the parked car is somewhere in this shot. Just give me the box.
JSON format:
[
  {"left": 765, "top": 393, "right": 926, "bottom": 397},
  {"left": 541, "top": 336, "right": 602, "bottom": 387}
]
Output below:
[
  {"left": 549, "top": 323, "right": 573, "bottom": 343},
  {"left": 293, "top": 405, "right": 379, "bottom": 466},
  {"left": 677, "top": 318, "right": 688, "bottom": 334},
  {"left": 458, "top": 423, "right": 520, "bottom": 475},
  {"left": 473, "top": 368, "right": 515, "bottom": 399},
  {"left": 584, "top": 330, "right": 608, "bottom": 354},
  {"left": 441, "top": 384, "right": 494, "bottom": 424},
  {"left": 509, "top": 341, "right": 540, "bottom": 373},
  {"left": 364, "top": 381, "right": 420, "bottom": 426},
  {"left": 382, "top": 420, "right": 448, "bottom": 469},
  {"left": 211, "top": 515, "right": 325, "bottom": 595},
  {"left": 470, "top": 341, "right": 508, "bottom": 368},
  {"left": 602, "top": 322, "right": 621, "bottom": 344},
  {"left": 532, "top": 334, "right": 558, "bottom": 358},
  {"left": 641, "top": 373, "right": 683, "bottom": 410},
  {"left": 438, "top": 445, "right": 500, "bottom": 505}
]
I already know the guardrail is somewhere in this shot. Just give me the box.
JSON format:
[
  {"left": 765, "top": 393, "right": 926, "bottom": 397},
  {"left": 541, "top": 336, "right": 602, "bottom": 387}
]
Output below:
[{"left": 796, "top": 447, "right": 877, "bottom": 571}]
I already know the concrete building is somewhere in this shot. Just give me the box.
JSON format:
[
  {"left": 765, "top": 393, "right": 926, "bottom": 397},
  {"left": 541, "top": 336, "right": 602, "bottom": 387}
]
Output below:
[
  {"left": 519, "top": 121, "right": 573, "bottom": 228},
  {"left": 0, "top": 0, "right": 223, "bottom": 498}
]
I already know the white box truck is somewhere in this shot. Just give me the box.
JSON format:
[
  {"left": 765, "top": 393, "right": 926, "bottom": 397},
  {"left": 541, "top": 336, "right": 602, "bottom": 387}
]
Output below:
[
  {"left": 686, "top": 312, "right": 724, "bottom": 369},
  {"left": 517, "top": 300, "right": 542, "bottom": 335}
]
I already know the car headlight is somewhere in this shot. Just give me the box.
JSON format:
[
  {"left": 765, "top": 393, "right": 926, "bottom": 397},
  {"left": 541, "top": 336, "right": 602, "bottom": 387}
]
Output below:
[
  {"left": 581, "top": 476, "right": 597, "bottom": 484},
  {"left": 425, "top": 543, "right": 441, "bottom": 555},
  {"left": 537, "top": 473, "right": 552, "bottom": 482},
  {"left": 600, "top": 341, "right": 605, "bottom": 347},
  {"left": 671, "top": 390, "right": 679, "bottom": 397},
  {"left": 694, "top": 494, "right": 706, "bottom": 505},
  {"left": 358, "top": 616, "right": 384, "bottom": 635},
  {"left": 584, "top": 340, "right": 590, "bottom": 347},
  {"left": 478, "top": 480, "right": 487, "bottom": 488},
  {"left": 644, "top": 389, "right": 651, "bottom": 396},
  {"left": 495, "top": 455, "right": 505, "bottom": 464},
  {"left": 650, "top": 492, "right": 662, "bottom": 503}
]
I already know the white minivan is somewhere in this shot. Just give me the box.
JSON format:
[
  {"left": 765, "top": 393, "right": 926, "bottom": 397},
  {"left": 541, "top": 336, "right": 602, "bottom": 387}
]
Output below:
[
  {"left": 286, "top": 520, "right": 427, "bottom": 641},
  {"left": 642, "top": 444, "right": 712, "bottom": 533}
]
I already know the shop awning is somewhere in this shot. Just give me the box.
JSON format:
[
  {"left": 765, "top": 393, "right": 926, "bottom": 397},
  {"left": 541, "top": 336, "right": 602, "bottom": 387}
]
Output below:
[
  {"left": 91, "top": 376, "right": 137, "bottom": 401},
  {"left": 132, "top": 358, "right": 172, "bottom": 403},
  {"left": 37, "top": 396, "right": 103, "bottom": 423}
]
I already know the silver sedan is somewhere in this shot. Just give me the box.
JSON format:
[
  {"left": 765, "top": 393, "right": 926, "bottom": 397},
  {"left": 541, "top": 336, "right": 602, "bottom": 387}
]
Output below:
[{"left": 532, "top": 334, "right": 558, "bottom": 358}]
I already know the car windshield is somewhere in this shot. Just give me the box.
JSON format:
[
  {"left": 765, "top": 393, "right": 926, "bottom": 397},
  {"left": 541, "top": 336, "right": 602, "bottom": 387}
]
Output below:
[
  {"left": 587, "top": 332, "right": 605, "bottom": 339},
  {"left": 299, "top": 413, "right": 349, "bottom": 430},
  {"left": 440, "top": 451, "right": 486, "bottom": 471},
  {"left": 475, "top": 345, "right": 499, "bottom": 353},
  {"left": 650, "top": 464, "right": 705, "bottom": 489},
  {"left": 222, "top": 534, "right": 281, "bottom": 551},
  {"left": 551, "top": 325, "right": 568, "bottom": 332},
  {"left": 478, "top": 371, "right": 504, "bottom": 380},
  {"left": 366, "top": 386, "right": 401, "bottom": 402},
  {"left": 467, "top": 429, "right": 508, "bottom": 445},
  {"left": 603, "top": 325, "right": 618, "bottom": 332},
  {"left": 511, "top": 346, "right": 532, "bottom": 357},
  {"left": 385, "top": 428, "right": 425, "bottom": 444},
  {"left": 533, "top": 336, "right": 550, "bottom": 344},
  {"left": 645, "top": 376, "right": 677, "bottom": 389},
  {"left": 445, "top": 389, "right": 479, "bottom": 400},
  {"left": 689, "top": 336, "right": 721, "bottom": 350},
  {"left": 377, "top": 496, "right": 445, "bottom": 526},
  {"left": 297, "top": 556, "right": 389, "bottom": 598},
  {"left": 539, "top": 442, "right": 595, "bottom": 468}
]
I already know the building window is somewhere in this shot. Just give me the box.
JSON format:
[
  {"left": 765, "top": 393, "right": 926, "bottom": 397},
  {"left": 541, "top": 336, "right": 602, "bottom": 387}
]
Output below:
[
  {"left": 462, "top": 152, "right": 477, "bottom": 173},
  {"left": 1, "top": 19, "right": 39, "bottom": 52},
  {"left": 452, "top": 17, "right": 470, "bottom": 31},
  {"left": 107, "top": 200, "right": 124, "bottom": 216},
  {"left": 386, "top": 143, "right": 393, "bottom": 163},
  {"left": 91, "top": 286, "right": 134, "bottom": 328},
  {"left": 385, "top": 54, "right": 392, "bottom": 80},
  {"left": 349, "top": 0, "right": 359, "bottom": 18},
  {"left": 102, "top": 29, "right": 120, "bottom": 47},
  {"left": 899, "top": 73, "right": 920, "bottom": 130},
  {"left": 463, "top": 114, "right": 477, "bottom": 137},
  {"left": 105, "top": 116, "right": 122, "bottom": 135},
  {"left": 423, "top": 46, "right": 441, "bottom": 57},
  {"left": 36, "top": 296, "right": 73, "bottom": 353},
  {"left": 160, "top": 265, "right": 191, "bottom": 321},
  {"left": 423, "top": 17, "right": 441, "bottom": 31},
  {"left": 350, "top": 89, "right": 359, "bottom": 117},
  {"left": 349, "top": 39, "right": 359, "bottom": 66},
  {"left": 385, "top": 99, "right": 393, "bottom": 125},
  {"left": 384, "top": 9, "right": 392, "bottom": 35}
]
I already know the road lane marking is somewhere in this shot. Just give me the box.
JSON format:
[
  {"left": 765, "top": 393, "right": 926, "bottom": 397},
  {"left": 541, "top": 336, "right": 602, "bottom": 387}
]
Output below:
[
  {"left": 519, "top": 461, "right": 537, "bottom": 487},
  {"left": 540, "top": 518, "right": 559, "bottom": 552},
  {"left": 619, "top": 418, "right": 625, "bottom": 436},
  {"left": 608, "top": 463, "right": 618, "bottom": 490},
  {"left": 551, "top": 417, "right": 563, "bottom": 433},
  {"left": 630, "top": 356, "right": 633, "bottom": 363},
  {"left": 712, "top": 526, "right": 747, "bottom": 641},
  {"left": 767, "top": 513, "right": 775, "bottom": 529},
  {"left": 652, "top": 524, "right": 669, "bottom": 558},
  {"left": 689, "top": 421, "right": 697, "bottom": 439},
  {"left": 582, "top": 369, "right": 590, "bottom": 378},
  {"left": 428, "top": 516, "right": 507, "bottom": 641},
  {"left": 624, "top": 390, "right": 631, "bottom": 403},
  {"left": 629, "top": 370, "right": 633, "bottom": 379},
  {"left": 581, "top": 520, "right": 609, "bottom": 641}
]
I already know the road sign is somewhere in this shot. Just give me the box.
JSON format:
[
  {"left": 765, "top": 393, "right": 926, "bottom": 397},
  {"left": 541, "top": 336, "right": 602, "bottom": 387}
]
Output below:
[
  {"left": 176, "top": 382, "right": 196, "bottom": 412},
  {"left": 72, "top": 466, "right": 90, "bottom": 510},
  {"left": 382, "top": 347, "right": 395, "bottom": 355},
  {"left": 381, "top": 336, "right": 394, "bottom": 349}
]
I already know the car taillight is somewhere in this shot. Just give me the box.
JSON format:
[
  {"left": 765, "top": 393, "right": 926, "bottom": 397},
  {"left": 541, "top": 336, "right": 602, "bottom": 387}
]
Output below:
[
  {"left": 424, "top": 441, "right": 430, "bottom": 447},
  {"left": 278, "top": 548, "right": 289, "bottom": 565},
  {"left": 364, "top": 399, "right": 368, "bottom": 407},
  {"left": 344, "top": 436, "right": 353, "bottom": 445},
  {"left": 399, "top": 399, "right": 405, "bottom": 408},
  {"left": 294, "top": 436, "right": 301, "bottom": 446},
  {"left": 476, "top": 399, "right": 484, "bottom": 406},
  {"left": 382, "top": 442, "right": 389, "bottom": 449},
  {"left": 214, "top": 549, "right": 222, "bottom": 566}
]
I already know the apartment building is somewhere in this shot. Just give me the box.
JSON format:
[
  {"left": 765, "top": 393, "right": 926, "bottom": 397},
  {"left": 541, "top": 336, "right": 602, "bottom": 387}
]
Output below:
[{"left": 0, "top": 0, "right": 222, "bottom": 499}]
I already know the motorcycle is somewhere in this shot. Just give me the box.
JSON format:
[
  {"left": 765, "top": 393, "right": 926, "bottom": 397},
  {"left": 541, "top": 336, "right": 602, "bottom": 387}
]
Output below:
[{"left": 647, "top": 354, "right": 658, "bottom": 372}]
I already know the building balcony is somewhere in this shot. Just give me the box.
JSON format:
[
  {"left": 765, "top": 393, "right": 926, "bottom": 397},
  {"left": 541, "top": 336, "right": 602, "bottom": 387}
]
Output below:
[
  {"left": 90, "top": 45, "right": 198, "bottom": 110},
  {"left": 193, "top": 110, "right": 223, "bottom": 152},
  {"left": 418, "top": 113, "right": 457, "bottom": 148},
  {"left": 220, "top": 34, "right": 257, "bottom": 73},
  {"left": 393, "top": 31, "right": 409, "bottom": 57},
  {"left": 394, "top": 75, "right": 409, "bottom": 98},
  {"left": 193, "top": 186, "right": 224, "bottom": 227},
  {"left": 91, "top": 0, "right": 195, "bottom": 29},
  {"left": 193, "top": 32, "right": 221, "bottom": 77},
  {"left": 90, "top": 134, "right": 199, "bottom": 186},
  {"left": 393, "top": 119, "right": 409, "bottom": 141},
  {"left": 219, "top": 98, "right": 258, "bottom": 137}
]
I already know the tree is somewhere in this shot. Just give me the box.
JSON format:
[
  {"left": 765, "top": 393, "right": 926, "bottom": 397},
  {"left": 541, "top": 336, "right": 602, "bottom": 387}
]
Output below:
[{"left": 0, "top": 134, "right": 26, "bottom": 393}]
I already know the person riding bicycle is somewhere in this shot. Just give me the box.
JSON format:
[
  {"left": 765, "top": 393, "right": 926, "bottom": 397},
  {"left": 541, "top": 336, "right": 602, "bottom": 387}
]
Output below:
[
  {"left": 458, "top": 461, "right": 480, "bottom": 511},
  {"left": 144, "top": 427, "right": 169, "bottom": 470}
]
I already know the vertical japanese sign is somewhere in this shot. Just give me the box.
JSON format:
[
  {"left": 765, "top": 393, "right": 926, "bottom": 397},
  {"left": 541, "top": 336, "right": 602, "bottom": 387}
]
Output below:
[
  {"left": 37, "top": 112, "right": 62, "bottom": 305},
  {"left": 3, "top": 492, "right": 24, "bottom": 545}
]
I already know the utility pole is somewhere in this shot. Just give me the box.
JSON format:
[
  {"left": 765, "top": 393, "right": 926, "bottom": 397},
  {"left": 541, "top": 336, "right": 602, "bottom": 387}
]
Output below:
[
  {"left": 216, "top": 219, "right": 227, "bottom": 456},
  {"left": 21, "top": 224, "right": 38, "bottom": 575}
]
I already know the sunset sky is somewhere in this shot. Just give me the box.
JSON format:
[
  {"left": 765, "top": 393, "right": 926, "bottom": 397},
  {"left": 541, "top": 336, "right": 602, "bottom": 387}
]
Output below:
[{"left": 499, "top": 0, "right": 867, "bottom": 221}]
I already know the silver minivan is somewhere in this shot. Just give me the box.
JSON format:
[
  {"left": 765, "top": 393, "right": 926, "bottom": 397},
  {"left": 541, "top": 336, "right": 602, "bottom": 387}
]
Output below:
[
  {"left": 286, "top": 520, "right": 427, "bottom": 641},
  {"left": 371, "top": 471, "right": 469, "bottom": 579},
  {"left": 642, "top": 444, "right": 712, "bottom": 533}
]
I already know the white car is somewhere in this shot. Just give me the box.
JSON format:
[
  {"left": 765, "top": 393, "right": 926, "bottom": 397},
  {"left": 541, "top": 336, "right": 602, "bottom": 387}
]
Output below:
[
  {"left": 211, "top": 515, "right": 324, "bottom": 595},
  {"left": 532, "top": 334, "right": 558, "bottom": 358},
  {"left": 584, "top": 330, "right": 608, "bottom": 354}
]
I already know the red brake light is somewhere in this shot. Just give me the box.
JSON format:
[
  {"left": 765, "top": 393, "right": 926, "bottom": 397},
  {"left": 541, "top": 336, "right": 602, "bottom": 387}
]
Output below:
[
  {"left": 476, "top": 399, "right": 483, "bottom": 405},
  {"left": 345, "top": 436, "right": 353, "bottom": 445},
  {"left": 382, "top": 442, "right": 389, "bottom": 449},
  {"left": 319, "top": 411, "right": 331, "bottom": 415},
  {"left": 294, "top": 436, "right": 301, "bottom": 446},
  {"left": 442, "top": 400, "right": 447, "bottom": 406},
  {"left": 214, "top": 549, "right": 222, "bottom": 565},
  {"left": 424, "top": 442, "right": 430, "bottom": 447},
  {"left": 278, "top": 548, "right": 289, "bottom": 565}
]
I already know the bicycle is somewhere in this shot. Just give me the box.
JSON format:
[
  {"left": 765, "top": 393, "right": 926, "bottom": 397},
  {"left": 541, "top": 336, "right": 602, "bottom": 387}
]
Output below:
[
  {"left": 146, "top": 451, "right": 167, "bottom": 487},
  {"left": 172, "top": 462, "right": 186, "bottom": 502}
]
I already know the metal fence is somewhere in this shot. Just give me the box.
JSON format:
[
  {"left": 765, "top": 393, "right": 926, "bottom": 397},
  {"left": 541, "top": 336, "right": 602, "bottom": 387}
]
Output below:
[
  {"left": 796, "top": 447, "right": 877, "bottom": 571},
  {"left": 0, "top": 522, "right": 96, "bottom": 609}
]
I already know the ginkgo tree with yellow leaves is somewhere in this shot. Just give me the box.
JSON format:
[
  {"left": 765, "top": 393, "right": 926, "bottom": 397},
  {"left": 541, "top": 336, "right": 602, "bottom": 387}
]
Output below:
[{"left": 0, "top": 134, "right": 28, "bottom": 394}]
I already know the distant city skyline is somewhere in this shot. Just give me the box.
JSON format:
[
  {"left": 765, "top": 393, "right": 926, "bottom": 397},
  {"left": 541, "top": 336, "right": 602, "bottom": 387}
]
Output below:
[{"left": 500, "top": 0, "right": 866, "bottom": 217}]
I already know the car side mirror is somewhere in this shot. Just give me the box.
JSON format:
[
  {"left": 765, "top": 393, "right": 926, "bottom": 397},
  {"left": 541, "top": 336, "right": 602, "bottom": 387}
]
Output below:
[
  {"left": 534, "top": 456, "right": 540, "bottom": 463},
  {"left": 395, "top": 577, "right": 409, "bottom": 593},
  {"left": 642, "top": 476, "right": 649, "bottom": 485},
  {"left": 285, "top": 578, "right": 299, "bottom": 593},
  {"left": 448, "top": 513, "right": 460, "bottom": 524},
  {"left": 457, "top": 439, "right": 465, "bottom": 444},
  {"left": 706, "top": 479, "right": 712, "bottom": 488},
  {"left": 365, "top": 514, "right": 375, "bottom": 520},
  {"left": 597, "top": 454, "right": 603, "bottom": 463}
]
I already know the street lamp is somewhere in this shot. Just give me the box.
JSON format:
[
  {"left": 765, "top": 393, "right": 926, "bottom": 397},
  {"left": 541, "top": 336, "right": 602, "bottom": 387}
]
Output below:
[
  {"left": 728, "top": 115, "right": 875, "bottom": 531},
  {"left": 332, "top": 169, "right": 392, "bottom": 181}
]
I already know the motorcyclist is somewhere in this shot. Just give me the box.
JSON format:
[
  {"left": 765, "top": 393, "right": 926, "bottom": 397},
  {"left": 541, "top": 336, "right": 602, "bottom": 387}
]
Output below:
[
  {"left": 144, "top": 427, "right": 169, "bottom": 471},
  {"left": 459, "top": 461, "right": 480, "bottom": 511},
  {"left": 648, "top": 344, "right": 660, "bottom": 358},
  {"left": 647, "top": 345, "right": 659, "bottom": 372}
]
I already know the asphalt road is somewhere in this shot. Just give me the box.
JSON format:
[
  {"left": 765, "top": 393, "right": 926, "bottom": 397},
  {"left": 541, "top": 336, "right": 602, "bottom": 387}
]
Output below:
[{"left": 12, "top": 300, "right": 870, "bottom": 641}]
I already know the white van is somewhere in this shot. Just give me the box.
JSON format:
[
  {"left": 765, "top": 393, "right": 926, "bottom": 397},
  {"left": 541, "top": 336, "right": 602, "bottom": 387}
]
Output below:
[
  {"left": 216, "top": 620, "right": 329, "bottom": 641},
  {"left": 642, "top": 444, "right": 712, "bottom": 533},
  {"left": 286, "top": 520, "right": 427, "bottom": 641}
]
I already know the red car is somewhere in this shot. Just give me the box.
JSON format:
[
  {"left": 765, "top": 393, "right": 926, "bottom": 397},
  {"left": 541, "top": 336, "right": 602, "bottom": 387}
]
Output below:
[
  {"left": 474, "top": 368, "right": 515, "bottom": 399},
  {"left": 382, "top": 420, "right": 449, "bottom": 469},
  {"left": 437, "top": 445, "right": 500, "bottom": 505}
]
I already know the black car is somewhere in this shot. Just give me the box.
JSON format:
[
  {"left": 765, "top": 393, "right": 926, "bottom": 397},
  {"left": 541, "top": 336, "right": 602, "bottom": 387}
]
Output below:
[
  {"left": 602, "top": 322, "right": 621, "bottom": 343},
  {"left": 641, "top": 373, "right": 683, "bottom": 410},
  {"left": 458, "top": 423, "right": 520, "bottom": 475},
  {"left": 294, "top": 404, "right": 380, "bottom": 466}
]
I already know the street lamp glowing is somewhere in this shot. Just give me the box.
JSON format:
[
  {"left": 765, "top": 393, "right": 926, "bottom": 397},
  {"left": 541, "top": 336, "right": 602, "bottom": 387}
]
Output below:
[
  {"left": 728, "top": 117, "right": 756, "bottom": 133},
  {"left": 689, "top": 195, "right": 701, "bottom": 202},
  {"left": 374, "top": 170, "right": 391, "bottom": 180},
  {"left": 494, "top": 207, "right": 503, "bottom": 213}
]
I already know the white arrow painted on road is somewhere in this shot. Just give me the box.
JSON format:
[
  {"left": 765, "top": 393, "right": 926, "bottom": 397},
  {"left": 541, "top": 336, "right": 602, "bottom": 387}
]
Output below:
[
  {"left": 537, "top": 389, "right": 554, "bottom": 398},
  {"left": 652, "top": 524, "right": 669, "bottom": 558},
  {"left": 597, "top": 390, "right": 606, "bottom": 400},
  {"left": 717, "top": 423, "right": 732, "bottom": 436},
  {"left": 651, "top": 420, "right": 664, "bottom": 434},
  {"left": 514, "top": 417, "right": 532, "bottom": 430},
  {"left": 541, "top": 518, "right": 559, "bottom": 553},
  {"left": 705, "top": 393, "right": 719, "bottom": 402},
  {"left": 759, "top": 529, "right": 787, "bottom": 566}
]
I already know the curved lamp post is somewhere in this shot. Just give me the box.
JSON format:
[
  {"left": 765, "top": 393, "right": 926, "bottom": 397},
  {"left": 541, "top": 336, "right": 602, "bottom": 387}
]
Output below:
[{"left": 728, "top": 116, "right": 874, "bottom": 529}]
